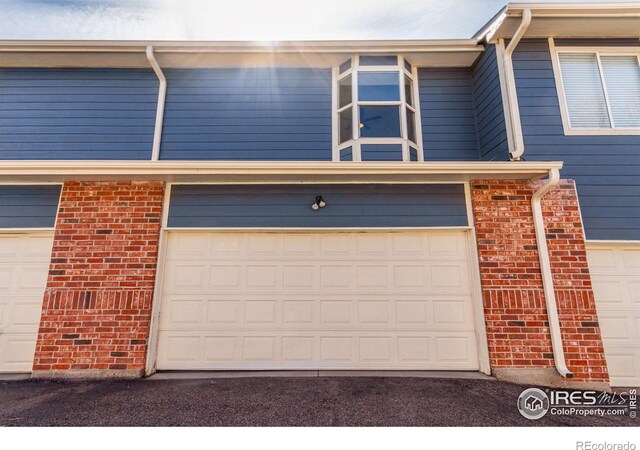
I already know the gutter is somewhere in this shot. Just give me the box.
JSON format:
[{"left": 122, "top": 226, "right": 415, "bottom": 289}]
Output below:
[
  {"left": 531, "top": 168, "right": 573, "bottom": 379},
  {"left": 146, "top": 46, "right": 166, "bottom": 161},
  {"left": 502, "top": 8, "right": 531, "bottom": 161}
]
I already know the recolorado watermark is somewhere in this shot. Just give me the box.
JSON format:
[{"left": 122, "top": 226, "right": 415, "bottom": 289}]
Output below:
[
  {"left": 517, "top": 387, "right": 637, "bottom": 420},
  {"left": 576, "top": 442, "right": 636, "bottom": 450}
]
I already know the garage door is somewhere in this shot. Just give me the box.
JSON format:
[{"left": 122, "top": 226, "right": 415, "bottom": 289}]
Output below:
[
  {"left": 156, "top": 230, "right": 479, "bottom": 370},
  {"left": 0, "top": 233, "right": 53, "bottom": 372},
  {"left": 587, "top": 244, "right": 640, "bottom": 387}
]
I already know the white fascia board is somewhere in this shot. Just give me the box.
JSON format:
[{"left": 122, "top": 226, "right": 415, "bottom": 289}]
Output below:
[
  {"left": 0, "top": 161, "right": 563, "bottom": 183},
  {"left": 0, "top": 39, "right": 482, "bottom": 53},
  {"left": 477, "top": 2, "right": 640, "bottom": 42}
]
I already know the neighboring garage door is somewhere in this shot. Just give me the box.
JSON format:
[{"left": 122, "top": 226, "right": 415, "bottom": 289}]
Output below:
[
  {"left": 155, "top": 184, "right": 480, "bottom": 371},
  {"left": 587, "top": 243, "right": 640, "bottom": 387},
  {"left": 0, "top": 185, "right": 60, "bottom": 372},
  {"left": 156, "top": 230, "right": 479, "bottom": 370},
  {"left": 0, "top": 234, "right": 54, "bottom": 372}
]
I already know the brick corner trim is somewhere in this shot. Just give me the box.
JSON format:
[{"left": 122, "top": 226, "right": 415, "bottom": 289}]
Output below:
[
  {"left": 32, "top": 181, "right": 164, "bottom": 375},
  {"left": 471, "top": 179, "right": 609, "bottom": 383}
]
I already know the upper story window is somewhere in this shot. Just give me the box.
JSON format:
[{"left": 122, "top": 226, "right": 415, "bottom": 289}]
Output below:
[
  {"left": 552, "top": 48, "right": 640, "bottom": 135},
  {"left": 333, "top": 55, "right": 422, "bottom": 161}
]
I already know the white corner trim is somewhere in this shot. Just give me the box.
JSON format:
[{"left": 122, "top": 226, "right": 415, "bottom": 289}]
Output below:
[
  {"left": 144, "top": 183, "right": 171, "bottom": 377},
  {"left": 464, "top": 182, "right": 491, "bottom": 375},
  {"left": 146, "top": 46, "right": 167, "bottom": 161},
  {"left": 531, "top": 168, "right": 573, "bottom": 379}
]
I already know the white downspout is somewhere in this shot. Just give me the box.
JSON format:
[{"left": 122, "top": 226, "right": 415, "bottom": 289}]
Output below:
[
  {"left": 146, "top": 45, "right": 166, "bottom": 161},
  {"left": 532, "top": 168, "right": 573, "bottom": 379},
  {"left": 503, "top": 8, "right": 531, "bottom": 161}
]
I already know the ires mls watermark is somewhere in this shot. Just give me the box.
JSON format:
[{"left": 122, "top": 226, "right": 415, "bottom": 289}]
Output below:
[{"left": 517, "top": 387, "right": 637, "bottom": 420}]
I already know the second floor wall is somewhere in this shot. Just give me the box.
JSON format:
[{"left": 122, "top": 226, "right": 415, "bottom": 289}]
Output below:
[{"left": 0, "top": 47, "right": 507, "bottom": 162}]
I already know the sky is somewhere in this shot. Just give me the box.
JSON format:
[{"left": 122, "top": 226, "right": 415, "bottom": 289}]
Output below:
[{"left": 0, "top": 0, "right": 631, "bottom": 41}]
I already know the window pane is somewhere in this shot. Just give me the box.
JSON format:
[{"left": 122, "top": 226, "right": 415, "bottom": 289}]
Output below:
[
  {"left": 601, "top": 56, "right": 640, "bottom": 128},
  {"left": 359, "top": 55, "right": 398, "bottom": 66},
  {"left": 339, "top": 107, "right": 353, "bottom": 144},
  {"left": 404, "top": 58, "right": 412, "bottom": 73},
  {"left": 404, "top": 75, "right": 414, "bottom": 107},
  {"left": 339, "top": 59, "right": 352, "bottom": 74},
  {"left": 559, "top": 53, "right": 610, "bottom": 129},
  {"left": 359, "top": 105, "right": 401, "bottom": 137},
  {"left": 338, "top": 75, "right": 352, "bottom": 109},
  {"left": 406, "top": 107, "right": 417, "bottom": 143},
  {"left": 358, "top": 72, "right": 400, "bottom": 101},
  {"left": 361, "top": 144, "right": 403, "bottom": 161}
]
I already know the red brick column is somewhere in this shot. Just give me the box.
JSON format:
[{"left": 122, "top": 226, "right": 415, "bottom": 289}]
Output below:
[
  {"left": 32, "top": 181, "right": 164, "bottom": 378},
  {"left": 471, "top": 179, "right": 608, "bottom": 387}
]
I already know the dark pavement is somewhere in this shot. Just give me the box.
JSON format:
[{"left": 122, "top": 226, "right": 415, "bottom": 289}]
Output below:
[{"left": 0, "top": 376, "right": 636, "bottom": 426}]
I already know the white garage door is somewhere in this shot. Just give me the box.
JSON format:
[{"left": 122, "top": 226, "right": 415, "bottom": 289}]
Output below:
[
  {"left": 156, "top": 230, "right": 480, "bottom": 371},
  {"left": 0, "top": 233, "right": 53, "bottom": 372},
  {"left": 587, "top": 243, "right": 640, "bottom": 387}
]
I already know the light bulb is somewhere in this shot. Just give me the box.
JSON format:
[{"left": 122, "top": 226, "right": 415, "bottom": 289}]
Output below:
[
  {"left": 318, "top": 200, "right": 326, "bottom": 208},
  {"left": 312, "top": 203, "right": 319, "bottom": 210}
]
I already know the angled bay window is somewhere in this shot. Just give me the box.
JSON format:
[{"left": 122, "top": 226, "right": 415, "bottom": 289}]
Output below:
[{"left": 334, "top": 55, "right": 422, "bottom": 161}]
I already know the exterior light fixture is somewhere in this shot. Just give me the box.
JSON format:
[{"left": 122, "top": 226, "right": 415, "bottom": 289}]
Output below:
[{"left": 311, "top": 195, "right": 326, "bottom": 210}]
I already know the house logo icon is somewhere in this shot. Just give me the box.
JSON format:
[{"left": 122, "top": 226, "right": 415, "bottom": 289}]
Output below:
[{"left": 517, "top": 388, "right": 550, "bottom": 420}]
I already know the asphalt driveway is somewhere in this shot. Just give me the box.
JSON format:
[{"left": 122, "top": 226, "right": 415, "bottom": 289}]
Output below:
[{"left": 0, "top": 376, "right": 636, "bottom": 426}]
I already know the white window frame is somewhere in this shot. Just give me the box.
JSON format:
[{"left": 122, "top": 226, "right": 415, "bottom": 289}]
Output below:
[
  {"left": 549, "top": 37, "right": 640, "bottom": 136},
  {"left": 332, "top": 55, "right": 424, "bottom": 162}
]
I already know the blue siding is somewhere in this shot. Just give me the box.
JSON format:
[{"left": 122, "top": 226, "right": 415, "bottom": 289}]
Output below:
[
  {"left": 0, "top": 69, "right": 156, "bottom": 160},
  {"left": 160, "top": 68, "right": 332, "bottom": 160},
  {"left": 360, "top": 144, "right": 403, "bottom": 161},
  {"left": 472, "top": 45, "right": 510, "bottom": 161},
  {"left": 168, "top": 184, "right": 468, "bottom": 228},
  {"left": 514, "top": 39, "right": 640, "bottom": 240},
  {"left": 418, "top": 68, "right": 480, "bottom": 161},
  {"left": 0, "top": 185, "right": 61, "bottom": 228}
]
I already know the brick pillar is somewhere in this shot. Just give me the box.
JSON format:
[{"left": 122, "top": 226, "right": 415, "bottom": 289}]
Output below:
[
  {"left": 471, "top": 179, "right": 609, "bottom": 388},
  {"left": 32, "top": 181, "right": 164, "bottom": 378}
]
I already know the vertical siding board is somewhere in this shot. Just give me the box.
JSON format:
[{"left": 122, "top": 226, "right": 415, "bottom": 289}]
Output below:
[
  {"left": 514, "top": 39, "right": 640, "bottom": 240},
  {"left": 0, "top": 68, "right": 157, "bottom": 160},
  {"left": 160, "top": 68, "right": 333, "bottom": 161}
]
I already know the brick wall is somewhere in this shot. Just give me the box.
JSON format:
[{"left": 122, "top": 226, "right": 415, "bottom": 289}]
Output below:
[
  {"left": 471, "top": 179, "right": 608, "bottom": 383},
  {"left": 32, "top": 181, "right": 164, "bottom": 376}
]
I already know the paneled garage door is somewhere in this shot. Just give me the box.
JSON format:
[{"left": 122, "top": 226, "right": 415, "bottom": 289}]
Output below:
[
  {"left": 587, "top": 244, "right": 640, "bottom": 387},
  {"left": 156, "top": 230, "right": 480, "bottom": 370},
  {"left": 0, "top": 233, "right": 53, "bottom": 372}
]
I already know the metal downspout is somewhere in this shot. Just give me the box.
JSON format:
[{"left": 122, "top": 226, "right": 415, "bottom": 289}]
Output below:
[
  {"left": 503, "top": 8, "right": 531, "bottom": 161},
  {"left": 146, "top": 45, "right": 166, "bottom": 161},
  {"left": 531, "top": 168, "right": 573, "bottom": 379}
]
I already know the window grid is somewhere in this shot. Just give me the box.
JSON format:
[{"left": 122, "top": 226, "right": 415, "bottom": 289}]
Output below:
[
  {"left": 555, "top": 46, "right": 640, "bottom": 134},
  {"left": 333, "top": 55, "right": 422, "bottom": 162}
]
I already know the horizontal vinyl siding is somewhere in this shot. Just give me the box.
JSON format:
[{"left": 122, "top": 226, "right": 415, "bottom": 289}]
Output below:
[
  {"left": 418, "top": 68, "right": 480, "bottom": 161},
  {"left": 514, "top": 39, "right": 640, "bottom": 240},
  {"left": 0, "top": 69, "right": 156, "bottom": 160},
  {"left": 161, "top": 68, "right": 332, "bottom": 161},
  {"left": 168, "top": 184, "right": 468, "bottom": 228},
  {"left": 472, "top": 45, "right": 509, "bottom": 161},
  {"left": 0, "top": 185, "right": 61, "bottom": 228}
]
